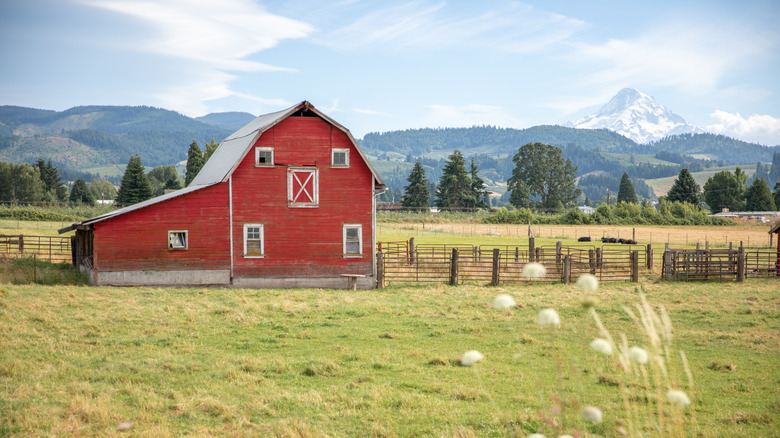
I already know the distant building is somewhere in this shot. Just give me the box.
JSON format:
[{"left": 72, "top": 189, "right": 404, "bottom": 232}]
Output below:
[{"left": 578, "top": 206, "right": 595, "bottom": 214}]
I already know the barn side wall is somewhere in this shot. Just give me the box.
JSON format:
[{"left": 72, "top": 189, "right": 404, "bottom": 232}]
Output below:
[
  {"left": 92, "top": 183, "right": 231, "bottom": 285},
  {"left": 230, "top": 115, "right": 376, "bottom": 283}
]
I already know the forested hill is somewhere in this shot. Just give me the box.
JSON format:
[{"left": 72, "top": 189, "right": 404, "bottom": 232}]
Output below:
[
  {"left": 0, "top": 105, "right": 231, "bottom": 178},
  {"left": 358, "top": 125, "right": 778, "bottom": 164}
]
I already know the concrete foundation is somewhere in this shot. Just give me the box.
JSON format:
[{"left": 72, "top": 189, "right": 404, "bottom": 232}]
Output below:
[
  {"left": 96, "top": 269, "right": 231, "bottom": 286},
  {"left": 231, "top": 275, "right": 375, "bottom": 290}
]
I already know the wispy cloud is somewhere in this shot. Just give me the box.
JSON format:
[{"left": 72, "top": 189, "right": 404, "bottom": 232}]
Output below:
[
  {"left": 423, "top": 103, "right": 527, "bottom": 129},
  {"left": 319, "top": 1, "right": 584, "bottom": 53},
  {"left": 353, "top": 108, "right": 395, "bottom": 117},
  {"left": 705, "top": 110, "right": 780, "bottom": 146},
  {"left": 79, "top": 0, "right": 312, "bottom": 112},
  {"left": 560, "top": 19, "right": 773, "bottom": 114}
]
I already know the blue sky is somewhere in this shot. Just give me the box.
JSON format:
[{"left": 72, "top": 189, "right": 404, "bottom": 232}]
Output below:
[{"left": 1, "top": 0, "right": 779, "bottom": 145}]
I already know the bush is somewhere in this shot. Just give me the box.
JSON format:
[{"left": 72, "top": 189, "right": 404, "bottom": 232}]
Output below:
[{"left": 0, "top": 204, "right": 116, "bottom": 222}]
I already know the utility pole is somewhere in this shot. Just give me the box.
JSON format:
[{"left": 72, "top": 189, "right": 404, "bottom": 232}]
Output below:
[{"left": 607, "top": 185, "right": 610, "bottom": 206}]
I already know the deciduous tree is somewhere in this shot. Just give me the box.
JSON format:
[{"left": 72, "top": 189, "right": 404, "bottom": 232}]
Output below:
[
  {"left": 507, "top": 143, "right": 580, "bottom": 210},
  {"left": 703, "top": 169, "right": 745, "bottom": 213},
  {"left": 69, "top": 179, "right": 96, "bottom": 205}
]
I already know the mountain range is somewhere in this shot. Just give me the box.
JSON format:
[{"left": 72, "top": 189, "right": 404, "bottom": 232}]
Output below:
[{"left": 1, "top": 92, "right": 778, "bottom": 192}]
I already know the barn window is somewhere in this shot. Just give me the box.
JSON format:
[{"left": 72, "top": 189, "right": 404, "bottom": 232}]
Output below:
[
  {"left": 168, "top": 230, "right": 188, "bottom": 250},
  {"left": 255, "top": 147, "right": 274, "bottom": 166},
  {"left": 288, "top": 167, "right": 318, "bottom": 208},
  {"left": 243, "top": 224, "right": 264, "bottom": 257},
  {"left": 343, "top": 224, "right": 362, "bottom": 257},
  {"left": 332, "top": 148, "right": 349, "bottom": 167}
]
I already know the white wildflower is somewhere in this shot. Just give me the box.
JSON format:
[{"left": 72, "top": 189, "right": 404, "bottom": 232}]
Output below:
[
  {"left": 628, "top": 346, "right": 649, "bottom": 364},
  {"left": 527, "top": 434, "right": 546, "bottom": 438},
  {"left": 493, "top": 294, "right": 517, "bottom": 309},
  {"left": 590, "top": 338, "right": 613, "bottom": 355},
  {"left": 522, "top": 262, "right": 547, "bottom": 279},
  {"left": 581, "top": 406, "right": 603, "bottom": 423},
  {"left": 558, "top": 435, "right": 574, "bottom": 438},
  {"left": 460, "top": 350, "right": 484, "bottom": 366},
  {"left": 537, "top": 308, "right": 560, "bottom": 326},
  {"left": 575, "top": 274, "right": 599, "bottom": 291},
  {"left": 666, "top": 389, "right": 691, "bottom": 408}
]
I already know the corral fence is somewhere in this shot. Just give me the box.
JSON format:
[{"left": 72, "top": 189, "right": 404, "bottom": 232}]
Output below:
[
  {"left": 662, "top": 244, "right": 778, "bottom": 281},
  {"left": 376, "top": 238, "right": 652, "bottom": 287},
  {"left": 0, "top": 234, "right": 72, "bottom": 263}
]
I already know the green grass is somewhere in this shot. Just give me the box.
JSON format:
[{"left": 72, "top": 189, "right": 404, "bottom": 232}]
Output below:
[
  {"left": 0, "top": 256, "right": 88, "bottom": 285},
  {"left": 602, "top": 153, "right": 678, "bottom": 166},
  {"left": 1, "top": 280, "right": 777, "bottom": 437},
  {"left": 645, "top": 165, "right": 757, "bottom": 197}
]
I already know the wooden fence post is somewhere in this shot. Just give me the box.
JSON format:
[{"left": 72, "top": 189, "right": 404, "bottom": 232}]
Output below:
[
  {"left": 663, "top": 250, "right": 672, "bottom": 280},
  {"left": 630, "top": 250, "right": 639, "bottom": 282},
  {"left": 555, "top": 241, "right": 562, "bottom": 264},
  {"left": 376, "top": 252, "right": 384, "bottom": 289},
  {"left": 529, "top": 237, "right": 535, "bottom": 262},
  {"left": 563, "top": 254, "right": 570, "bottom": 284},
  {"left": 491, "top": 248, "right": 500, "bottom": 286},
  {"left": 646, "top": 244, "right": 653, "bottom": 270},
  {"left": 19, "top": 235, "right": 24, "bottom": 253},
  {"left": 535, "top": 247, "right": 541, "bottom": 263},
  {"left": 450, "top": 248, "right": 459, "bottom": 286},
  {"left": 589, "top": 249, "right": 596, "bottom": 274},
  {"left": 408, "top": 237, "right": 415, "bottom": 264},
  {"left": 514, "top": 246, "right": 519, "bottom": 262},
  {"left": 596, "top": 248, "right": 602, "bottom": 269},
  {"left": 737, "top": 245, "right": 745, "bottom": 282}
]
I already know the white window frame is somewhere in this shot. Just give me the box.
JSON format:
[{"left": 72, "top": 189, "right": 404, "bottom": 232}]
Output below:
[
  {"left": 168, "top": 230, "right": 188, "bottom": 250},
  {"left": 255, "top": 147, "right": 274, "bottom": 166},
  {"left": 243, "top": 224, "right": 264, "bottom": 258},
  {"left": 343, "top": 224, "right": 363, "bottom": 257},
  {"left": 287, "top": 167, "right": 319, "bottom": 208},
  {"left": 331, "top": 148, "right": 350, "bottom": 168}
]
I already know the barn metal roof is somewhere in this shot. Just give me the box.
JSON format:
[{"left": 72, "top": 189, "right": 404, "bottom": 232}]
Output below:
[
  {"left": 190, "top": 101, "right": 384, "bottom": 187},
  {"left": 59, "top": 101, "right": 384, "bottom": 234}
]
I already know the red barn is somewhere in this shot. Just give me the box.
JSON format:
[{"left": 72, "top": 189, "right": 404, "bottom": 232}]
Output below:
[{"left": 62, "top": 101, "right": 385, "bottom": 289}]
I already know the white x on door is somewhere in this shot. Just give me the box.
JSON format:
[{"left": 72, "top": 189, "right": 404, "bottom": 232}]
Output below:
[{"left": 288, "top": 167, "right": 318, "bottom": 207}]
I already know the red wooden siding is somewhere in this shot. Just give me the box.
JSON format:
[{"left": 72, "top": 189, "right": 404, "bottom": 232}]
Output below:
[
  {"left": 93, "top": 183, "right": 230, "bottom": 272},
  {"left": 231, "top": 115, "right": 374, "bottom": 278}
]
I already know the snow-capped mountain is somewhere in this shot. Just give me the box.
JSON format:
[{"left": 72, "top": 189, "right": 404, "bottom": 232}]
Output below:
[{"left": 565, "top": 88, "right": 702, "bottom": 144}]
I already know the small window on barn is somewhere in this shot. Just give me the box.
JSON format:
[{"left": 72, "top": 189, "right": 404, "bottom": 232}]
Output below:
[
  {"left": 168, "top": 230, "right": 188, "bottom": 250},
  {"left": 243, "top": 224, "right": 264, "bottom": 258},
  {"left": 343, "top": 224, "right": 362, "bottom": 257},
  {"left": 332, "top": 148, "right": 349, "bottom": 168},
  {"left": 288, "top": 167, "right": 318, "bottom": 208},
  {"left": 255, "top": 147, "right": 274, "bottom": 166}
]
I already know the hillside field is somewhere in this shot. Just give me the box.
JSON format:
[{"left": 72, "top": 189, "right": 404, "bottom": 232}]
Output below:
[{"left": 645, "top": 165, "right": 757, "bottom": 197}]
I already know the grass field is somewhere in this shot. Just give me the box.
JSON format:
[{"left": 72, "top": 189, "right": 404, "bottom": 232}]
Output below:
[
  {"left": 645, "top": 165, "right": 757, "bottom": 197},
  {"left": 1, "top": 280, "right": 778, "bottom": 437}
]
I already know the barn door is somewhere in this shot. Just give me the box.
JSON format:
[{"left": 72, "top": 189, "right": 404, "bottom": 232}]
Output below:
[{"left": 288, "top": 167, "right": 318, "bottom": 208}]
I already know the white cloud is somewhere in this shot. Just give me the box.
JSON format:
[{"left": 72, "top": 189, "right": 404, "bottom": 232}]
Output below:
[
  {"left": 319, "top": 1, "right": 584, "bottom": 53},
  {"left": 423, "top": 103, "right": 527, "bottom": 129},
  {"left": 80, "top": 0, "right": 312, "bottom": 112},
  {"left": 705, "top": 110, "right": 780, "bottom": 146},
  {"left": 560, "top": 20, "right": 772, "bottom": 115}
]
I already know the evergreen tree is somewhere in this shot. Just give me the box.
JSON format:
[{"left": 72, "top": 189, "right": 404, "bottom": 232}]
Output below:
[
  {"left": 744, "top": 177, "right": 776, "bottom": 211},
  {"left": 468, "top": 157, "right": 488, "bottom": 209},
  {"left": 69, "top": 179, "right": 96, "bottom": 205},
  {"left": 401, "top": 160, "right": 430, "bottom": 210},
  {"left": 34, "top": 158, "right": 68, "bottom": 202},
  {"left": 616, "top": 172, "right": 638, "bottom": 204},
  {"left": 666, "top": 168, "right": 701, "bottom": 206},
  {"left": 507, "top": 142, "right": 580, "bottom": 211},
  {"left": 204, "top": 139, "right": 219, "bottom": 161},
  {"left": 774, "top": 182, "right": 780, "bottom": 210},
  {"left": 769, "top": 151, "right": 780, "bottom": 185},
  {"left": 164, "top": 175, "right": 183, "bottom": 191},
  {"left": 116, "top": 155, "right": 153, "bottom": 206},
  {"left": 703, "top": 169, "right": 745, "bottom": 213},
  {"left": 435, "top": 150, "right": 474, "bottom": 209},
  {"left": 185, "top": 141, "right": 205, "bottom": 186}
]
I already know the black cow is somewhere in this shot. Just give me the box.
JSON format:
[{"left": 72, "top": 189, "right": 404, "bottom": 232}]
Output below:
[{"left": 578, "top": 236, "right": 591, "bottom": 242}]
